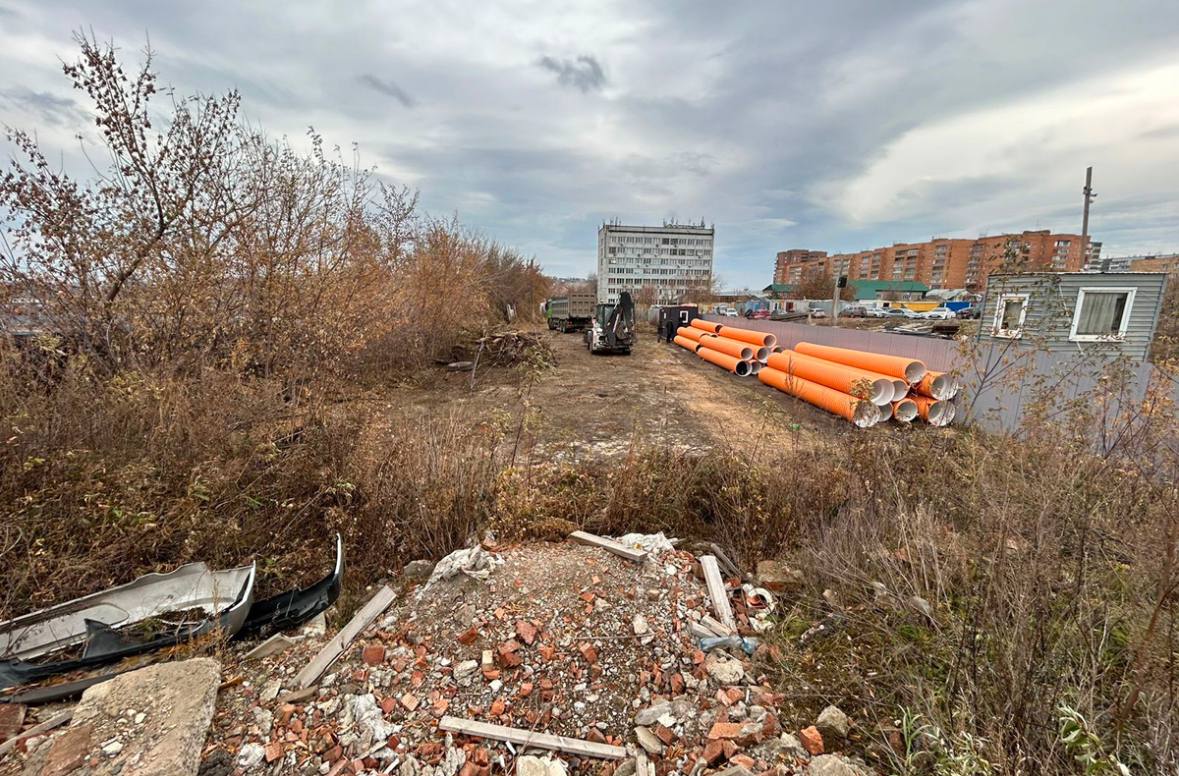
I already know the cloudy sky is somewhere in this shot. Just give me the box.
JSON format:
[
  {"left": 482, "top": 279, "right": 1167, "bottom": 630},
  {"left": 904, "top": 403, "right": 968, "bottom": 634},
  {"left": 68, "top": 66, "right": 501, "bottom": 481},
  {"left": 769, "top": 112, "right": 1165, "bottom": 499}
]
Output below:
[{"left": 2, "top": 1, "right": 1178, "bottom": 289}]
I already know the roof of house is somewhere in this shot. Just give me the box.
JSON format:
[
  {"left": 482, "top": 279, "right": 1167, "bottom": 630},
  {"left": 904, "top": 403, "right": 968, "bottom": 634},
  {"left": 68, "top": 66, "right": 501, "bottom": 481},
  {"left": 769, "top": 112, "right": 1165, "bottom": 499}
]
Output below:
[
  {"left": 848, "top": 279, "right": 930, "bottom": 295},
  {"left": 762, "top": 283, "right": 795, "bottom": 294}
]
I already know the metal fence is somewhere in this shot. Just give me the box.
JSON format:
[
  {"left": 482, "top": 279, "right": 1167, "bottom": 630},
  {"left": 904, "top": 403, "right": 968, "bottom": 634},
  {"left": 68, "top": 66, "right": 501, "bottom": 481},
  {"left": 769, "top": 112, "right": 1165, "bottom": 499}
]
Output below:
[{"left": 703, "top": 316, "right": 1169, "bottom": 436}]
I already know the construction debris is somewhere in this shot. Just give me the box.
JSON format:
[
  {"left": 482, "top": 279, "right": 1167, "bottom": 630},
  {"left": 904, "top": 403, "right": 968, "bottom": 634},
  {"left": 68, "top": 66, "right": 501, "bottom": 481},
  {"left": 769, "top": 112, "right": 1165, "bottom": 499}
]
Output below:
[
  {"left": 699, "top": 556, "right": 737, "bottom": 631},
  {"left": 422, "top": 546, "right": 505, "bottom": 591},
  {"left": 438, "top": 716, "right": 626, "bottom": 759},
  {"left": 294, "top": 585, "right": 397, "bottom": 689},
  {"left": 567, "top": 531, "right": 648, "bottom": 562}
]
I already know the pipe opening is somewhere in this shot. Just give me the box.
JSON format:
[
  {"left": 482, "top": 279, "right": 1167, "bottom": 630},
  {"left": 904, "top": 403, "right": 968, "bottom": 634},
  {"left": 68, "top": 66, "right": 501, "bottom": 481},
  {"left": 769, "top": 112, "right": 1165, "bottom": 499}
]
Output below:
[
  {"left": 748, "top": 360, "right": 763, "bottom": 375},
  {"left": 892, "top": 399, "right": 918, "bottom": 423},
  {"left": 890, "top": 379, "right": 908, "bottom": 403},
  {"left": 733, "top": 360, "right": 752, "bottom": 377},
  {"left": 852, "top": 401, "right": 879, "bottom": 429},
  {"left": 930, "top": 374, "right": 961, "bottom": 401},
  {"left": 762, "top": 333, "right": 778, "bottom": 348},
  {"left": 905, "top": 362, "right": 928, "bottom": 384},
  {"left": 869, "top": 380, "right": 892, "bottom": 406},
  {"left": 754, "top": 346, "right": 769, "bottom": 362}
]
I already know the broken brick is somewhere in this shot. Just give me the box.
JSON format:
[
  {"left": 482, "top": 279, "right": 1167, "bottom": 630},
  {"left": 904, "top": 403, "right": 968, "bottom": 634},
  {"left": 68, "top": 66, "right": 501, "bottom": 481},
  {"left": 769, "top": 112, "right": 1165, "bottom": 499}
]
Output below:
[
  {"left": 799, "top": 726, "right": 824, "bottom": 755},
  {"left": 654, "top": 724, "right": 676, "bottom": 745},
  {"left": 361, "top": 644, "right": 386, "bottom": 666},
  {"left": 490, "top": 699, "right": 506, "bottom": 717},
  {"left": 730, "top": 754, "right": 756, "bottom": 770},
  {"left": 380, "top": 697, "right": 397, "bottom": 714},
  {"left": 515, "top": 620, "right": 538, "bottom": 645},
  {"left": 578, "top": 643, "right": 599, "bottom": 664},
  {"left": 457, "top": 627, "right": 480, "bottom": 645},
  {"left": 538, "top": 644, "right": 556, "bottom": 661},
  {"left": 518, "top": 682, "right": 534, "bottom": 698},
  {"left": 708, "top": 722, "right": 746, "bottom": 740},
  {"left": 401, "top": 693, "right": 420, "bottom": 711},
  {"left": 264, "top": 742, "right": 283, "bottom": 763},
  {"left": 701, "top": 740, "right": 726, "bottom": 766}
]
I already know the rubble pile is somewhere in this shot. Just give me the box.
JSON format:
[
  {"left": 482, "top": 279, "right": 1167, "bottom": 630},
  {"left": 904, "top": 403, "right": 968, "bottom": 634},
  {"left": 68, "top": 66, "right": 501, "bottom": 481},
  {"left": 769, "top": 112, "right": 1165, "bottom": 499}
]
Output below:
[{"left": 197, "top": 537, "right": 872, "bottom": 776}]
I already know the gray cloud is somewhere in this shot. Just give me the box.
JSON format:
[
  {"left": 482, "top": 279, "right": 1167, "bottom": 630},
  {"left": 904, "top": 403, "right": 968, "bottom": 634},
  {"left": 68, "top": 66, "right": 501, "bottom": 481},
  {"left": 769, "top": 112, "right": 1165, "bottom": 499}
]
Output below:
[
  {"left": 357, "top": 74, "right": 416, "bottom": 108},
  {"left": 0, "top": 88, "right": 85, "bottom": 127},
  {"left": 1, "top": 1, "right": 1178, "bottom": 289},
  {"left": 536, "top": 55, "right": 605, "bottom": 93}
]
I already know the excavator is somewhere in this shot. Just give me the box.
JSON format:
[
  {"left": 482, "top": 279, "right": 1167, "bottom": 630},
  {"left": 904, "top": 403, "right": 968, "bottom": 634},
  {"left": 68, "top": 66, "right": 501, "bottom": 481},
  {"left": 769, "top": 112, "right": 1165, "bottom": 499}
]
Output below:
[{"left": 584, "top": 291, "right": 635, "bottom": 355}]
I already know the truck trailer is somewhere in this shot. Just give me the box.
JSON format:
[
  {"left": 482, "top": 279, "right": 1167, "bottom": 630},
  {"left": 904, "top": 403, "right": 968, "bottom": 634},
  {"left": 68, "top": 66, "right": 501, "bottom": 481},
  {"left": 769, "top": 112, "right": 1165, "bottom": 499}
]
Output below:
[{"left": 545, "top": 292, "right": 596, "bottom": 333}]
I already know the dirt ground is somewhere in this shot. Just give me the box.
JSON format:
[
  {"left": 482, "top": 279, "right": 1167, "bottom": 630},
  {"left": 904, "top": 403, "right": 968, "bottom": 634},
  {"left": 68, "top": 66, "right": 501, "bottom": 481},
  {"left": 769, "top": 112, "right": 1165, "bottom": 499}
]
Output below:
[{"left": 396, "top": 325, "right": 847, "bottom": 459}]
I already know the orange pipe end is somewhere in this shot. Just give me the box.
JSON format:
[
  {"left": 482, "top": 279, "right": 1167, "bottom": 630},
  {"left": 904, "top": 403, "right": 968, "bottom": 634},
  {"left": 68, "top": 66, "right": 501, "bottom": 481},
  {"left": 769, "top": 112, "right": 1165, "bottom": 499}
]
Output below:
[
  {"left": 690, "top": 318, "right": 723, "bottom": 334},
  {"left": 909, "top": 394, "right": 954, "bottom": 426},
  {"left": 698, "top": 334, "right": 754, "bottom": 360},
  {"left": 759, "top": 367, "right": 881, "bottom": 427},
  {"left": 673, "top": 335, "right": 701, "bottom": 352},
  {"left": 795, "top": 341, "right": 927, "bottom": 384},
  {"left": 677, "top": 326, "right": 706, "bottom": 342},
  {"left": 697, "top": 346, "right": 751, "bottom": 376},
  {"left": 716, "top": 324, "right": 777, "bottom": 349},
  {"left": 891, "top": 397, "right": 918, "bottom": 422},
  {"left": 915, "top": 370, "right": 961, "bottom": 401}
]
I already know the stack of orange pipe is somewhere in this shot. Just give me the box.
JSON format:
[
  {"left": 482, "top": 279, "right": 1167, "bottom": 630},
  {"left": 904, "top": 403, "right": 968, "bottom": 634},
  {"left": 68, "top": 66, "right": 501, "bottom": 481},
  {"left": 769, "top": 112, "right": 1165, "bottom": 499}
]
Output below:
[{"left": 671, "top": 323, "right": 961, "bottom": 427}]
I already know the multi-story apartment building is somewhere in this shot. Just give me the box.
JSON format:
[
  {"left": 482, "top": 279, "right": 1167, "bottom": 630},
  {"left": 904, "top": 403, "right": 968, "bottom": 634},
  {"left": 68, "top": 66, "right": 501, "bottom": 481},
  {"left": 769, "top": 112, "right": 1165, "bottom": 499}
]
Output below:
[
  {"left": 597, "top": 221, "right": 714, "bottom": 304},
  {"left": 775, "top": 230, "right": 1090, "bottom": 293},
  {"left": 773, "top": 249, "right": 827, "bottom": 286}
]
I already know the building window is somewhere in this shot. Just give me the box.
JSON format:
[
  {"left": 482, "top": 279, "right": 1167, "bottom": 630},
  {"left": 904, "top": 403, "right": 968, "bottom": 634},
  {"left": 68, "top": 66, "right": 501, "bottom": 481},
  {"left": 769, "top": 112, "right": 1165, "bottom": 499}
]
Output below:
[
  {"left": 1069, "top": 287, "right": 1135, "bottom": 341},
  {"left": 992, "top": 293, "right": 1029, "bottom": 338}
]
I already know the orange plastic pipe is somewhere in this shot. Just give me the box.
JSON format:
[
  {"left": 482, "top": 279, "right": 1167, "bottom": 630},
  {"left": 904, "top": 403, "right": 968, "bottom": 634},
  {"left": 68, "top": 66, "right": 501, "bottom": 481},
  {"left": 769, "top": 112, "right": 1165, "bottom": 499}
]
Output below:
[
  {"left": 690, "top": 318, "right": 723, "bottom": 334},
  {"left": 677, "top": 326, "right": 706, "bottom": 342},
  {"left": 716, "top": 324, "right": 777, "bottom": 349},
  {"left": 759, "top": 367, "right": 881, "bottom": 427},
  {"left": 915, "top": 370, "right": 961, "bottom": 401},
  {"left": 766, "top": 350, "right": 895, "bottom": 406},
  {"left": 696, "top": 346, "right": 751, "bottom": 376},
  {"left": 795, "top": 341, "right": 927, "bottom": 384},
  {"left": 698, "top": 334, "right": 754, "bottom": 360},
  {"left": 891, "top": 397, "right": 918, "bottom": 422},
  {"left": 673, "top": 335, "right": 701, "bottom": 352},
  {"left": 909, "top": 394, "right": 953, "bottom": 426}
]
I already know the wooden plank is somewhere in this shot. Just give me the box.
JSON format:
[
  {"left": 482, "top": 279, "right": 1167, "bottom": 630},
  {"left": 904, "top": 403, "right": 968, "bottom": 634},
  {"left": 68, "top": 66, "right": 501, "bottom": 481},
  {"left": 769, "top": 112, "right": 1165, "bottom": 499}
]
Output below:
[
  {"left": 700, "top": 615, "right": 735, "bottom": 637},
  {"left": 567, "top": 531, "right": 647, "bottom": 563},
  {"left": 699, "top": 556, "right": 736, "bottom": 631},
  {"left": 0, "top": 709, "right": 72, "bottom": 757},
  {"left": 439, "top": 716, "right": 626, "bottom": 760},
  {"left": 295, "top": 585, "right": 396, "bottom": 689}
]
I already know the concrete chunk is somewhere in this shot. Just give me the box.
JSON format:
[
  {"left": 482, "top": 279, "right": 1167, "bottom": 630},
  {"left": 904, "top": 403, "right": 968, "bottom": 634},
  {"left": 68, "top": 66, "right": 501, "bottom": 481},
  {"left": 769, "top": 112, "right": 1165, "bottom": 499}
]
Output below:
[{"left": 72, "top": 657, "right": 221, "bottom": 776}]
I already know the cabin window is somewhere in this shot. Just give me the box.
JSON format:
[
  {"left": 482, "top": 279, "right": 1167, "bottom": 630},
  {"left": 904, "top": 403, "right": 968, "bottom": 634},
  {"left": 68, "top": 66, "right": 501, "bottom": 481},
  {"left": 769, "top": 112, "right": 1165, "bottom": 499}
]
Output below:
[
  {"left": 992, "top": 293, "right": 1028, "bottom": 338},
  {"left": 1070, "top": 287, "right": 1135, "bottom": 341}
]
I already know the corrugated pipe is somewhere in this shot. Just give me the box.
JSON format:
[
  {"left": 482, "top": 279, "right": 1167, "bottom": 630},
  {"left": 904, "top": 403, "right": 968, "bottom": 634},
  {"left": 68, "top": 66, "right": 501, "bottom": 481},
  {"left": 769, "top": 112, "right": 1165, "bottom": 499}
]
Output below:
[
  {"left": 697, "top": 347, "right": 752, "bottom": 376},
  {"left": 690, "top": 318, "right": 724, "bottom": 334},
  {"left": 795, "top": 341, "right": 927, "bottom": 384},
  {"left": 698, "top": 334, "right": 754, "bottom": 360},
  {"left": 676, "top": 326, "right": 706, "bottom": 342},
  {"left": 915, "top": 370, "right": 961, "bottom": 401},
  {"left": 910, "top": 394, "right": 953, "bottom": 427},
  {"left": 673, "top": 335, "right": 701, "bottom": 352},
  {"left": 891, "top": 397, "right": 918, "bottom": 423},
  {"left": 759, "top": 366, "right": 881, "bottom": 428},
  {"left": 766, "top": 350, "right": 895, "bottom": 407},
  {"left": 717, "top": 324, "right": 777, "bottom": 349}
]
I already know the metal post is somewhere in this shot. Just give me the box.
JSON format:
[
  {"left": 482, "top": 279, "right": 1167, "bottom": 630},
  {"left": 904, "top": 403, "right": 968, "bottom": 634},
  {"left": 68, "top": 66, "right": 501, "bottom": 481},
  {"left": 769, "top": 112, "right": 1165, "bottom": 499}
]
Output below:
[
  {"left": 1081, "top": 166, "right": 1095, "bottom": 269},
  {"left": 831, "top": 276, "right": 840, "bottom": 326}
]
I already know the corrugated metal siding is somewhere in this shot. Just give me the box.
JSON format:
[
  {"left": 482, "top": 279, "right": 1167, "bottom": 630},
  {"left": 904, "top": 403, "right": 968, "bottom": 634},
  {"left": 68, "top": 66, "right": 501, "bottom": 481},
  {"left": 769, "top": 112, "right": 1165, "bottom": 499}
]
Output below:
[{"left": 981, "top": 273, "right": 1167, "bottom": 361}]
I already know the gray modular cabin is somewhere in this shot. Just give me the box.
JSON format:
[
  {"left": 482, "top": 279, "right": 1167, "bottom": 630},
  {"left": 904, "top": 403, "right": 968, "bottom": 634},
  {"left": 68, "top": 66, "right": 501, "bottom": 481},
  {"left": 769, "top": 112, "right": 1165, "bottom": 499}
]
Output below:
[{"left": 980, "top": 272, "right": 1169, "bottom": 362}]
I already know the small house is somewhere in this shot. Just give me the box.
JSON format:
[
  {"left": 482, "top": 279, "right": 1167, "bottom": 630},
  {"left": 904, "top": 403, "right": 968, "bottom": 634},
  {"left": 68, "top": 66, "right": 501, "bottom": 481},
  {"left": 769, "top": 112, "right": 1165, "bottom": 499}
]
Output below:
[{"left": 980, "top": 272, "right": 1169, "bottom": 362}]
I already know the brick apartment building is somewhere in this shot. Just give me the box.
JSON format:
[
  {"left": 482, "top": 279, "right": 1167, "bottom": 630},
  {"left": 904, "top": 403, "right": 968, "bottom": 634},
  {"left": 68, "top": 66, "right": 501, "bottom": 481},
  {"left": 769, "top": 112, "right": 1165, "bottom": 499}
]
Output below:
[
  {"left": 772, "top": 249, "right": 829, "bottom": 285},
  {"left": 774, "top": 230, "right": 1092, "bottom": 292}
]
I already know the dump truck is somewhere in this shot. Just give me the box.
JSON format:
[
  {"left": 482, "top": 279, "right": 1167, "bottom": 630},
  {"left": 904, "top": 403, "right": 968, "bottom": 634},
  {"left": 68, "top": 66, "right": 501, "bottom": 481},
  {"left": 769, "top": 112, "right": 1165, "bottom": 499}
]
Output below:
[
  {"left": 585, "top": 291, "right": 635, "bottom": 355},
  {"left": 545, "top": 291, "right": 596, "bottom": 333}
]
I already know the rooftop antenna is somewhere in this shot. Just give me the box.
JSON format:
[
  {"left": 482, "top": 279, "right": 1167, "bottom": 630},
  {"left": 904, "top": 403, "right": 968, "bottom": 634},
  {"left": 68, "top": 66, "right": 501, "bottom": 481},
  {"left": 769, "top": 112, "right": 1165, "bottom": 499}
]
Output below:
[{"left": 1079, "top": 166, "right": 1101, "bottom": 270}]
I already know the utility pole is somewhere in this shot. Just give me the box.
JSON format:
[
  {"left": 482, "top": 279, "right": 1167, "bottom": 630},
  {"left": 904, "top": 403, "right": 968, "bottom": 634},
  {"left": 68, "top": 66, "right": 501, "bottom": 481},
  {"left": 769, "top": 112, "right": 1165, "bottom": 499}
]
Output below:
[{"left": 1080, "top": 166, "right": 1097, "bottom": 269}]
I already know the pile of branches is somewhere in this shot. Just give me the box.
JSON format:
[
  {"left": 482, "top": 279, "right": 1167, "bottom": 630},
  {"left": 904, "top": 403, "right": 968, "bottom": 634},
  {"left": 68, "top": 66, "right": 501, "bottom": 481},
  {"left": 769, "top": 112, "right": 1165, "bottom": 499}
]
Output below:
[{"left": 462, "top": 330, "right": 557, "bottom": 369}]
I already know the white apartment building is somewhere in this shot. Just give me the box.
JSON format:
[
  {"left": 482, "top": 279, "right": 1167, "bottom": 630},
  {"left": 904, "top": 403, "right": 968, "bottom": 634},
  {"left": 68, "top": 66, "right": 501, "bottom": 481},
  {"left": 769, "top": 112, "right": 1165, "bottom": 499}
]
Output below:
[{"left": 596, "top": 221, "right": 714, "bottom": 304}]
